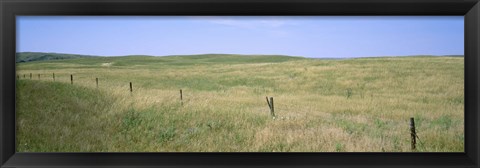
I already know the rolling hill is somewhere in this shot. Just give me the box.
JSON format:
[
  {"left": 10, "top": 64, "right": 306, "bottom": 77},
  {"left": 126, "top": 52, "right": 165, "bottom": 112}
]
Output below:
[
  {"left": 16, "top": 52, "right": 97, "bottom": 63},
  {"left": 16, "top": 52, "right": 305, "bottom": 65}
]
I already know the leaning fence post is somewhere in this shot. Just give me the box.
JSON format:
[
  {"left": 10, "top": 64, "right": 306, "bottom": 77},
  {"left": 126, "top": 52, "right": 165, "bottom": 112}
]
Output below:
[
  {"left": 266, "top": 96, "right": 275, "bottom": 119},
  {"left": 410, "top": 117, "right": 416, "bottom": 150},
  {"left": 70, "top": 74, "right": 73, "bottom": 85},
  {"left": 266, "top": 96, "right": 271, "bottom": 109}
]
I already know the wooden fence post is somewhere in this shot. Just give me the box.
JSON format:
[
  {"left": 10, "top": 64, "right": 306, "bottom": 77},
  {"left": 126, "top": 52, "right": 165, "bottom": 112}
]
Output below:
[
  {"left": 96, "top": 78, "right": 98, "bottom": 88},
  {"left": 270, "top": 97, "right": 275, "bottom": 118},
  {"left": 53, "top": 73, "right": 55, "bottom": 81},
  {"left": 130, "top": 82, "right": 132, "bottom": 92},
  {"left": 266, "top": 96, "right": 271, "bottom": 109},
  {"left": 70, "top": 74, "right": 73, "bottom": 85},
  {"left": 38, "top": 74, "right": 40, "bottom": 80},
  {"left": 17, "top": 75, "right": 19, "bottom": 80},
  {"left": 23, "top": 74, "right": 25, "bottom": 78},
  {"left": 30, "top": 73, "right": 32, "bottom": 79},
  {"left": 266, "top": 96, "right": 275, "bottom": 119},
  {"left": 180, "top": 89, "right": 183, "bottom": 106},
  {"left": 410, "top": 117, "right": 416, "bottom": 150}
]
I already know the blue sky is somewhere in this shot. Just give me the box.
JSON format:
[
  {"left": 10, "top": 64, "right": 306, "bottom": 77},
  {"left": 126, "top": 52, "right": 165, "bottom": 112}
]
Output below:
[{"left": 17, "top": 16, "right": 464, "bottom": 58}]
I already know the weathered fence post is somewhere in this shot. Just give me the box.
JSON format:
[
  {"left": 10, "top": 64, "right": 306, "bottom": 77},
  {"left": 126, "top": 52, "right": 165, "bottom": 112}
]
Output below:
[
  {"left": 30, "top": 73, "right": 32, "bottom": 79},
  {"left": 96, "top": 78, "right": 98, "bottom": 88},
  {"left": 129, "top": 82, "right": 133, "bottom": 92},
  {"left": 270, "top": 97, "right": 275, "bottom": 118},
  {"left": 410, "top": 117, "right": 416, "bottom": 150},
  {"left": 180, "top": 89, "right": 183, "bottom": 106},
  {"left": 266, "top": 96, "right": 271, "bottom": 108},
  {"left": 23, "top": 74, "right": 25, "bottom": 78},
  {"left": 70, "top": 74, "right": 73, "bottom": 85},
  {"left": 38, "top": 74, "right": 40, "bottom": 80},
  {"left": 53, "top": 73, "right": 55, "bottom": 81},
  {"left": 17, "top": 75, "right": 19, "bottom": 80},
  {"left": 266, "top": 96, "right": 275, "bottom": 119}
]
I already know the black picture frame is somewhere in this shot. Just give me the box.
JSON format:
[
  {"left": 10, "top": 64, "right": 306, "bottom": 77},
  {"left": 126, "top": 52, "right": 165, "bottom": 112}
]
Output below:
[{"left": 1, "top": 0, "right": 479, "bottom": 167}]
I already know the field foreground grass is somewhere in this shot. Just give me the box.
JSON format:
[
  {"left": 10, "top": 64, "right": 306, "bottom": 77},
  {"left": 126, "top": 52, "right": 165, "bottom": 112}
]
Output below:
[{"left": 16, "top": 55, "right": 464, "bottom": 152}]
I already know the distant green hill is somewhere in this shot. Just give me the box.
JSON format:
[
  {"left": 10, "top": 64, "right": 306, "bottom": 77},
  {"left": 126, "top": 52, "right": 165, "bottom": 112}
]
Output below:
[
  {"left": 16, "top": 52, "right": 97, "bottom": 63},
  {"left": 16, "top": 52, "right": 306, "bottom": 66},
  {"left": 17, "top": 52, "right": 463, "bottom": 64}
]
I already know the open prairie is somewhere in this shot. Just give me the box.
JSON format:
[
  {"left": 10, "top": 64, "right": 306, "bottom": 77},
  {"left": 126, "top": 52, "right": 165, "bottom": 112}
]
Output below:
[{"left": 15, "top": 54, "right": 464, "bottom": 152}]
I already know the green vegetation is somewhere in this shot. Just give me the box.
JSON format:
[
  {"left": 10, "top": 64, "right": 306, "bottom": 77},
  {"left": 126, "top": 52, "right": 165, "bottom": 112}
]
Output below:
[
  {"left": 16, "top": 80, "right": 115, "bottom": 152},
  {"left": 16, "top": 53, "right": 464, "bottom": 152},
  {"left": 16, "top": 52, "right": 96, "bottom": 63}
]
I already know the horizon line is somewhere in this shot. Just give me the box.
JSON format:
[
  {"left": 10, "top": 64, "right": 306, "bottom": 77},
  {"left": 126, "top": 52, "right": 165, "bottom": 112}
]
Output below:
[{"left": 16, "top": 51, "right": 465, "bottom": 58}]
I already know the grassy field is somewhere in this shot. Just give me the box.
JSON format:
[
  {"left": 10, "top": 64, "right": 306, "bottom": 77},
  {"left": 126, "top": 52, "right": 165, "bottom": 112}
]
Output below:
[{"left": 15, "top": 54, "right": 464, "bottom": 152}]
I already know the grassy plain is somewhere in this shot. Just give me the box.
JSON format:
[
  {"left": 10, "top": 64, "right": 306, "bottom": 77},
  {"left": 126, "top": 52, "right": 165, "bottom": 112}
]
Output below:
[{"left": 16, "top": 54, "right": 464, "bottom": 152}]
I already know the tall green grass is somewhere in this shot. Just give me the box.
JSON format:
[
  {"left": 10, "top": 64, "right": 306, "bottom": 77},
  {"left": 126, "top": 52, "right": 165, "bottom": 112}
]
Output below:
[
  {"left": 16, "top": 80, "right": 115, "bottom": 152},
  {"left": 16, "top": 55, "right": 464, "bottom": 152}
]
